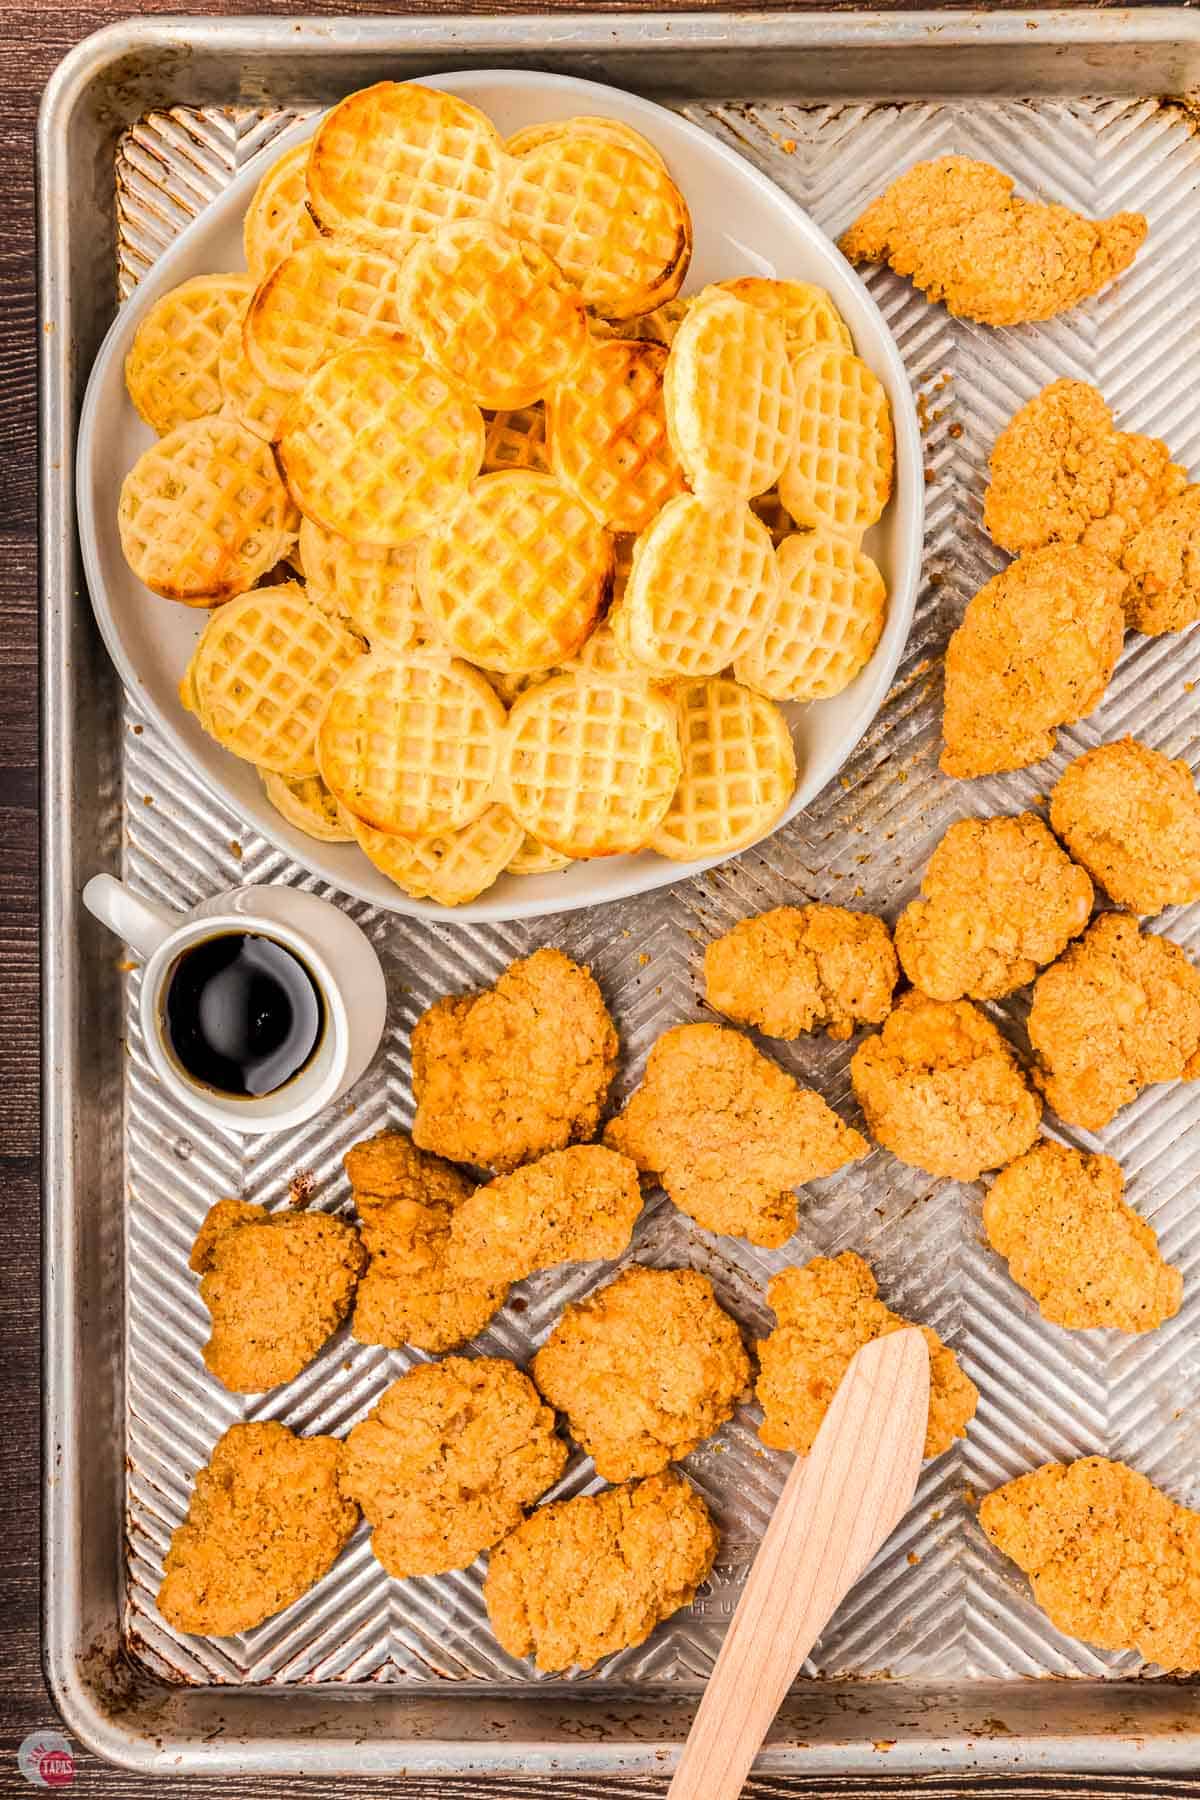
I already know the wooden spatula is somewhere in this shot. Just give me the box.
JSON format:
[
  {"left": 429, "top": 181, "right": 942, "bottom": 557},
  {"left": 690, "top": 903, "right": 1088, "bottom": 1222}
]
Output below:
[{"left": 668, "top": 1327, "right": 930, "bottom": 1800}]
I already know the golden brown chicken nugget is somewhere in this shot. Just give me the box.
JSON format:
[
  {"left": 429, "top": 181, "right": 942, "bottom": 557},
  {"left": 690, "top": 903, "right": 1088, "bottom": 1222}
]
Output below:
[
  {"left": 411, "top": 948, "right": 618, "bottom": 1173},
  {"left": 979, "top": 1457, "right": 1200, "bottom": 1670},
  {"left": 1119, "top": 484, "right": 1200, "bottom": 636},
  {"left": 756, "top": 1251, "right": 977, "bottom": 1459},
  {"left": 157, "top": 1421, "right": 358, "bottom": 1636},
  {"left": 984, "top": 1140, "right": 1182, "bottom": 1333},
  {"left": 940, "top": 545, "right": 1126, "bottom": 779},
  {"left": 1049, "top": 738, "right": 1200, "bottom": 917},
  {"left": 189, "top": 1199, "right": 366, "bottom": 1393},
  {"left": 894, "top": 814, "right": 1093, "bottom": 1002},
  {"left": 531, "top": 1265, "right": 751, "bottom": 1481},
  {"left": 339, "top": 1357, "right": 566, "bottom": 1579},
  {"left": 1027, "top": 912, "right": 1200, "bottom": 1130},
  {"left": 604, "top": 1022, "right": 867, "bottom": 1248},
  {"left": 850, "top": 991, "right": 1041, "bottom": 1181},
  {"left": 484, "top": 1470, "right": 718, "bottom": 1672},
  {"left": 704, "top": 904, "right": 898, "bottom": 1041},
  {"left": 839, "top": 156, "right": 1145, "bottom": 327},
  {"left": 449, "top": 1144, "right": 642, "bottom": 1287}
]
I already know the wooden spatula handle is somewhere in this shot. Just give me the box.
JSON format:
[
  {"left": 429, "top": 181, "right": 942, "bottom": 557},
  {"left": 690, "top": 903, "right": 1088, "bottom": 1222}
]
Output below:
[{"left": 668, "top": 1328, "right": 929, "bottom": 1800}]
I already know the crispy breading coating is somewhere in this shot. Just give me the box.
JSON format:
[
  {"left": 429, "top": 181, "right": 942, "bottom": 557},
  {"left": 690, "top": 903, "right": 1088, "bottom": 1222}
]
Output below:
[
  {"left": 189, "top": 1198, "right": 366, "bottom": 1393},
  {"left": 979, "top": 1457, "right": 1200, "bottom": 1670},
  {"left": 894, "top": 813, "right": 1093, "bottom": 1002},
  {"left": 1027, "top": 912, "right": 1200, "bottom": 1129},
  {"left": 1049, "top": 738, "right": 1200, "bottom": 917},
  {"left": 603, "top": 1022, "right": 867, "bottom": 1248},
  {"left": 983, "top": 1140, "right": 1182, "bottom": 1333},
  {"left": 1120, "top": 485, "right": 1200, "bottom": 636},
  {"left": 983, "top": 379, "right": 1186, "bottom": 562},
  {"left": 755, "top": 1251, "right": 977, "bottom": 1459},
  {"left": 484, "top": 1471, "right": 718, "bottom": 1672},
  {"left": 449, "top": 1144, "right": 642, "bottom": 1287},
  {"left": 345, "top": 1131, "right": 507, "bottom": 1352},
  {"left": 940, "top": 545, "right": 1126, "bottom": 779},
  {"left": 157, "top": 1421, "right": 358, "bottom": 1636},
  {"left": 411, "top": 948, "right": 618, "bottom": 1173},
  {"left": 850, "top": 991, "right": 1041, "bottom": 1181},
  {"left": 339, "top": 1357, "right": 566, "bottom": 1579},
  {"left": 839, "top": 156, "right": 1145, "bottom": 327},
  {"left": 704, "top": 904, "right": 898, "bottom": 1041},
  {"left": 531, "top": 1265, "right": 751, "bottom": 1481}
]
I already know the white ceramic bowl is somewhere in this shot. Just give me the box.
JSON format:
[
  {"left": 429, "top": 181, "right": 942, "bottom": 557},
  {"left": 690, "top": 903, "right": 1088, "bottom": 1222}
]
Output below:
[{"left": 77, "top": 69, "right": 923, "bottom": 922}]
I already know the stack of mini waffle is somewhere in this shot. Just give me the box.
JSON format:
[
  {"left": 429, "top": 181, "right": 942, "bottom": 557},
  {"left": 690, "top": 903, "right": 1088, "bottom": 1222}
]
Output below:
[{"left": 117, "top": 81, "right": 896, "bottom": 907}]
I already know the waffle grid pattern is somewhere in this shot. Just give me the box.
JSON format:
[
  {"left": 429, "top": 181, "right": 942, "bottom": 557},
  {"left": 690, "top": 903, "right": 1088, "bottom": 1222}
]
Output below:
[
  {"left": 125, "top": 273, "right": 254, "bottom": 434},
  {"left": 737, "top": 530, "right": 888, "bottom": 702},
  {"left": 666, "top": 293, "right": 797, "bottom": 503},
  {"left": 651, "top": 677, "right": 797, "bottom": 860},
  {"left": 721, "top": 276, "right": 854, "bottom": 354},
  {"left": 243, "top": 142, "right": 321, "bottom": 281},
  {"left": 780, "top": 346, "right": 895, "bottom": 536},
  {"left": 617, "top": 495, "right": 778, "bottom": 679},
  {"left": 244, "top": 242, "right": 410, "bottom": 391},
  {"left": 298, "top": 517, "right": 426, "bottom": 656},
  {"left": 352, "top": 806, "right": 523, "bottom": 906},
  {"left": 547, "top": 339, "right": 686, "bottom": 533},
  {"left": 217, "top": 318, "right": 290, "bottom": 442}
]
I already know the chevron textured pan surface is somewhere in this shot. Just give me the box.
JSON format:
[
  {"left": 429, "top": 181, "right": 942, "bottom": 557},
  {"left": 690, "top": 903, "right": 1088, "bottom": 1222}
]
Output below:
[{"left": 114, "top": 98, "right": 1200, "bottom": 1689}]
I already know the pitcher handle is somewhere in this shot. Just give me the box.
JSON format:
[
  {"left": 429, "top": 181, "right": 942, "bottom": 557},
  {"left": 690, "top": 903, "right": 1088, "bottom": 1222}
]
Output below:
[{"left": 82, "top": 874, "right": 178, "bottom": 960}]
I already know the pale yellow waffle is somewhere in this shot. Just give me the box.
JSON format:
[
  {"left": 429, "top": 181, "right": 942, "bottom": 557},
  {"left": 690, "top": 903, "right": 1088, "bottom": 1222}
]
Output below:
[
  {"left": 417, "top": 472, "right": 611, "bottom": 674},
  {"left": 298, "top": 517, "right": 427, "bottom": 655},
  {"left": 260, "top": 769, "right": 355, "bottom": 842},
  {"left": 307, "top": 81, "right": 506, "bottom": 256},
  {"left": 217, "top": 318, "right": 291, "bottom": 443},
  {"left": 125, "top": 274, "right": 254, "bottom": 435},
  {"left": 502, "top": 132, "right": 692, "bottom": 319},
  {"left": 398, "top": 219, "right": 588, "bottom": 409},
  {"left": 664, "top": 290, "right": 796, "bottom": 503},
  {"left": 718, "top": 278, "right": 854, "bottom": 353},
  {"left": 278, "top": 341, "right": 484, "bottom": 545},
  {"left": 505, "top": 116, "right": 668, "bottom": 174},
  {"left": 507, "top": 832, "right": 573, "bottom": 876},
  {"left": 650, "top": 676, "right": 797, "bottom": 861},
  {"left": 117, "top": 417, "right": 298, "bottom": 605},
  {"left": 351, "top": 805, "right": 522, "bottom": 906},
  {"left": 612, "top": 494, "right": 778, "bottom": 679},
  {"left": 546, "top": 338, "right": 687, "bottom": 533},
  {"left": 243, "top": 241, "right": 409, "bottom": 392},
  {"left": 779, "top": 347, "right": 894, "bottom": 536},
  {"left": 318, "top": 650, "right": 506, "bottom": 837},
  {"left": 482, "top": 405, "right": 549, "bottom": 475},
  {"left": 190, "top": 583, "right": 363, "bottom": 776},
  {"left": 243, "top": 142, "right": 322, "bottom": 282},
  {"left": 735, "top": 529, "right": 887, "bottom": 701},
  {"left": 499, "top": 671, "right": 682, "bottom": 857}
]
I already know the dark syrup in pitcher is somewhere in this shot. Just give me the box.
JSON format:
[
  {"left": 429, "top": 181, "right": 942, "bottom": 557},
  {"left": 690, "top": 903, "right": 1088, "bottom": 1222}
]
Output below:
[{"left": 163, "top": 933, "right": 324, "bottom": 1098}]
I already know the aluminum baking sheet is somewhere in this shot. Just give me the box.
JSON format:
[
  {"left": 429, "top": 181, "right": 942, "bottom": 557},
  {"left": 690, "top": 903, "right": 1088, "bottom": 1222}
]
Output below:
[{"left": 40, "top": 13, "right": 1200, "bottom": 1776}]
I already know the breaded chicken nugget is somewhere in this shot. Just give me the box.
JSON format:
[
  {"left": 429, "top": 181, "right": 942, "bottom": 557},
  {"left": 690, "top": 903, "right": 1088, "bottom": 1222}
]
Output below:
[
  {"left": 756, "top": 1251, "right": 977, "bottom": 1458},
  {"left": 983, "top": 379, "right": 1186, "bottom": 562},
  {"left": 839, "top": 156, "right": 1145, "bottom": 327},
  {"left": 895, "top": 814, "right": 1093, "bottom": 1002},
  {"left": 940, "top": 545, "right": 1126, "bottom": 779},
  {"left": 449, "top": 1144, "right": 642, "bottom": 1287},
  {"left": 411, "top": 948, "right": 618, "bottom": 1173},
  {"left": 604, "top": 1022, "right": 867, "bottom": 1248},
  {"left": 189, "top": 1198, "right": 366, "bottom": 1393},
  {"left": 346, "top": 1131, "right": 507, "bottom": 1352},
  {"left": 158, "top": 1421, "right": 358, "bottom": 1636},
  {"left": 984, "top": 1140, "right": 1182, "bottom": 1333},
  {"left": 484, "top": 1470, "right": 718, "bottom": 1672},
  {"left": 531, "top": 1265, "right": 751, "bottom": 1481},
  {"left": 1049, "top": 738, "right": 1200, "bottom": 917},
  {"left": 1027, "top": 912, "right": 1200, "bottom": 1129},
  {"left": 1120, "top": 484, "right": 1200, "bottom": 635},
  {"left": 339, "top": 1357, "right": 566, "bottom": 1579},
  {"left": 979, "top": 1457, "right": 1200, "bottom": 1670},
  {"left": 704, "top": 904, "right": 898, "bottom": 1041},
  {"left": 850, "top": 991, "right": 1041, "bottom": 1181}
]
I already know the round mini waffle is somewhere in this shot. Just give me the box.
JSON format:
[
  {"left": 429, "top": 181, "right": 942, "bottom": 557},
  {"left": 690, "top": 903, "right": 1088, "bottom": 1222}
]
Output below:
[
  {"left": 298, "top": 516, "right": 427, "bottom": 655},
  {"left": 734, "top": 529, "right": 887, "bottom": 701},
  {"left": 318, "top": 650, "right": 506, "bottom": 838},
  {"left": 243, "top": 240, "right": 410, "bottom": 393},
  {"left": 243, "top": 142, "right": 322, "bottom": 282},
  {"left": 307, "top": 81, "right": 507, "bottom": 256},
  {"left": 398, "top": 219, "right": 588, "bottom": 409},
  {"left": 260, "top": 769, "right": 355, "bottom": 842},
  {"left": 117, "top": 416, "right": 297, "bottom": 605},
  {"left": 546, "top": 338, "right": 686, "bottom": 534},
  {"left": 125, "top": 273, "right": 254, "bottom": 436},
  {"left": 499, "top": 670, "right": 682, "bottom": 857},
  {"left": 650, "top": 676, "right": 796, "bottom": 861},
  {"left": 664, "top": 290, "right": 797, "bottom": 503},
  {"left": 417, "top": 472, "right": 612, "bottom": 674},
  {"left": 277, "top": 341, "right": 484, "bottom": 545},
  {"left": 718, "top": 277, "right": 854, "bottom": 353},
  {"left": 505, "top": 115, "right": 668, "bottom": 173},
  {"left": 350, "top": 804, "right": 523, "bottom": 906},
  {"left": 779, "top": 347, "right": 894, "bottom": 536},
  {"left": 217, "top": 318, "right": 291, "bottom": 444},
  {"left": 481, "top": 404, "right": 549, "bottom": 475}
]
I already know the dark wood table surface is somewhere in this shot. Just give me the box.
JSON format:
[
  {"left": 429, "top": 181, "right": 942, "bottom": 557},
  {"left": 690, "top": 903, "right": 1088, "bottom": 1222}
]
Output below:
[{"left": 5, "top": 1, "right": 1198, "bottom": 1792}]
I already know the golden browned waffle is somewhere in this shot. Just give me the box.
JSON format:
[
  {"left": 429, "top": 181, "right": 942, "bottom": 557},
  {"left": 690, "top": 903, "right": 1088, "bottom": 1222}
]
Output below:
[
  {"left": 664, "top": 289, "right": 796, "bottom": 502},
  {"left": 125, "top": 274, "right": 254, "bottom": 435},
  {"left": 736, "top": 529, "right": 887, "bottom": 700},
  {"left": 780, "top": 346, "right": 894, "bottom": 535},
  {"left": 650, "top": 677, "right": 796, "bottom": 861},
  {"left": 547, "top": 338, "right": 686, "bottom": 533},
  {"left": 243, "top": 142, "right": 321, "bottom": 281},
  {"left": 243, "top": 241, "right": 409, "bottom": 392}
]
